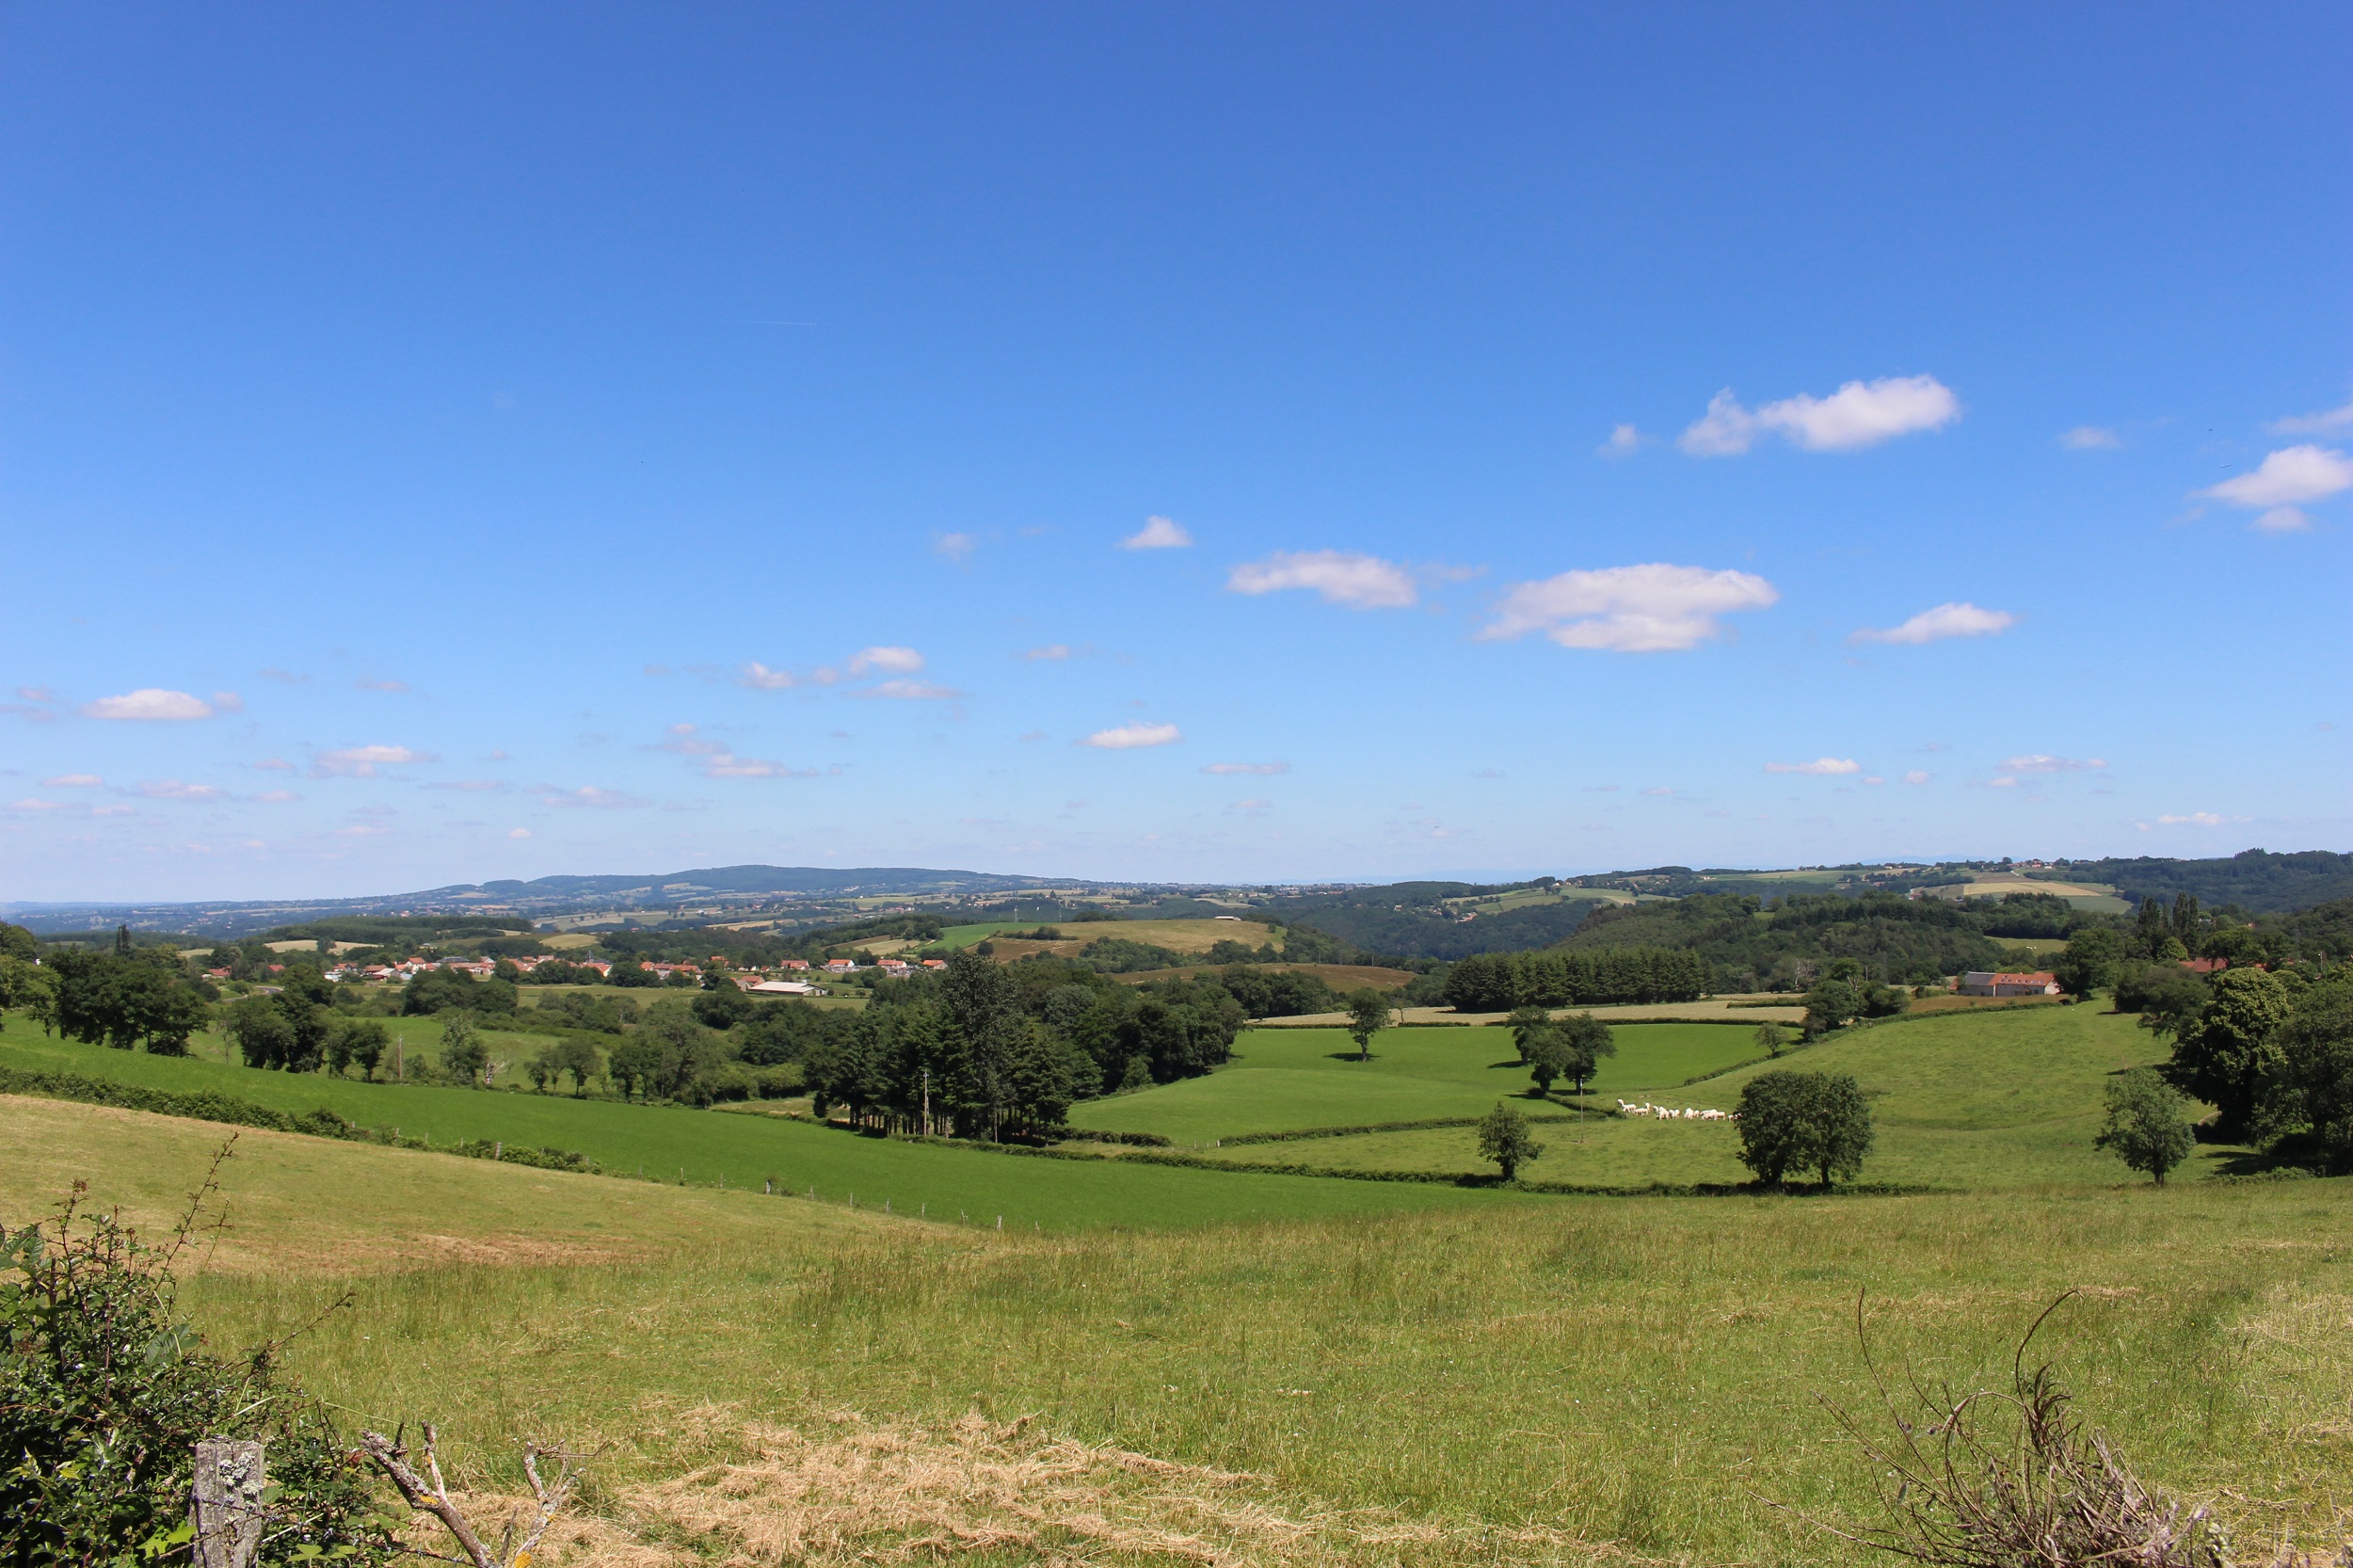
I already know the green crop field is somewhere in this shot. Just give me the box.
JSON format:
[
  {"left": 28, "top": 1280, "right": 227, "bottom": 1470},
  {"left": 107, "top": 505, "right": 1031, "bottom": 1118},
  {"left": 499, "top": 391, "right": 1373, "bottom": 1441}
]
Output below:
[
  {"left": 6, "top": 1093, "right": 2347, "bottom": 1568},
  {"left": 1066, "top": 1022, "right": 1764, "bottom": 1144}
]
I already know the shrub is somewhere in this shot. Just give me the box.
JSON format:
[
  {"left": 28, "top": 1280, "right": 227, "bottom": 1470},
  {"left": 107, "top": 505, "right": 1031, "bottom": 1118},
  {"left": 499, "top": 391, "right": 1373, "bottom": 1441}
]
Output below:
[{"left": 0, "top": 1176, "right": 393, "bottom": 1564}]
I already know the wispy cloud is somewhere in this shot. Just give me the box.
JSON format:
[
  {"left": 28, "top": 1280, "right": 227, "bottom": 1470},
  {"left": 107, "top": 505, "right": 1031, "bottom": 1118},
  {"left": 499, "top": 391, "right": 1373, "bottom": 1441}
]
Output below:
[
  {"left": 1018, "top": 644, "right": 1074, "bottom": 662},
  {"left": 1597, "top": 424, "right": 1644, "bottom": 458},
  {"left": 1080, "top": 722, "right": 1181, "bottom": 749},
  {"left": 1202, "top": 760, "right": 1289, "bottom": 776},
  {"left": 854, "top": 679, "right": 966, "bottom": 701},
  {"left": 934, "top": 532, "right": 979, "bottom": 562},
  {"left": 2269, "top": 397, "right": 2353, "bottom": 436},
  {"left": 848, "top": 647, "right": 924, "bottom": 675},
  {"left": 1122, "top": 515, "right": 1193, "bottom": 550},
  {"left": 2002, "top": 754, "right": 2106, "bottom": 773},
  {"left": 257, "top": 667, "right": 308, "bottom": 684},
  {"left": 1681, "top": 375, "right": 1960, "bottom": 456},
  {"left": 1850, "top": 601, "right": 2018, "bottom": 645},
  {"left": 312, "top": 744, "right": 437, "bottom": 778},
  {"left": 84, "top": 688, "right": 217, "bottom": 721},
  {"left": 533, "top": 785, "right": 648, "bottom": 808},
  {"left": 741, "top": 646, "right": 930, "bottom": 691},
  {"left": 356, "top": 677, "right": 410, "bottom": 693},
  {"left": 1480, "top": 563, "right": 1778, "bottom": 652},
  {"left": 1902, "top": 771, "right": 1932, "bottom": 785},
  {"left": 1765, "top": 758, "right": 1861, "bottom": 776},
  {"left": 251, "top": 789, "right": 301, "bottom": 803},
  {"left": 137, "top": 779, "right": 226, "bottom": 801},
  {"left": 2060, "top": 425, "right": 2122, "bottom": 450},
  {"left": 424, "top": 778, "right": 508, "bottom": 792},
  {"left": 250, "top": 758, "right": 296, "bottom": 772},
  {"left": 1228, "top": 797, "right": 1273, "bottom": 815},
  {"left": 1227, "top": 550, "right": 1417, "bottom": 609},
  {"left": 41, "top": 774, "right": 102, "bottom": 788}
]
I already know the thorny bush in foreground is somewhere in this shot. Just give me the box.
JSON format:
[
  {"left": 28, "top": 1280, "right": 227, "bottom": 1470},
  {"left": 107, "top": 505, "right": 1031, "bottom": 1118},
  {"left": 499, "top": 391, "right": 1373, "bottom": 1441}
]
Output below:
[{"left": 0, "top": 1148, "right": 396, "bottom": 1567}]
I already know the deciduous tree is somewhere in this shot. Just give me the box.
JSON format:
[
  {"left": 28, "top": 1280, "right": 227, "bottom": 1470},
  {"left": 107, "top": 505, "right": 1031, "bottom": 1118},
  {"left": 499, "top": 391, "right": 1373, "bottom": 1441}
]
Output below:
[
  {"left": 2093, "top": 1068, "right": 2195, "bottom": 1185},
  {"left": 1476, "top": 1102, "right": 1544, "bottom": 1181}
]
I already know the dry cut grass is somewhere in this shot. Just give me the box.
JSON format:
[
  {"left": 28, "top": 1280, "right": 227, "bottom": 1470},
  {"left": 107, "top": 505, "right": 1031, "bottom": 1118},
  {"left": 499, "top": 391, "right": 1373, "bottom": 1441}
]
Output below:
[{"left": 418, "top": 1408, "right": 1647, "bottom": 1568}]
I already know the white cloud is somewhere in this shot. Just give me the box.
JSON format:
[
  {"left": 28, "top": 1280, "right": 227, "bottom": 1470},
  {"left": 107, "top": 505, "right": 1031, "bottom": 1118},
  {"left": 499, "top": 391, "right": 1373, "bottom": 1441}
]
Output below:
[
  {"left": 138, "top": 779, "right": 225, "bottom": 801},
  {"left": 1986, "top": 776, "right": 2019, "bottom": 788},
  {"left": 1227, "top": 550, "right": 1417, "bottom": 610},
  {"left": 934, "top": 532, "right": 979, "bottom": 562},
  {"left": 701, "top": 754, "right": 826, "bottom": 779},
  {"left": 251, "top": 758, "right": 295, "bottom": 772},
  {"left": 2002, "top": 754, "right": 2106, "bottom": 773},
  {"left": 212, "top": 691, "right": 246, "bottom": 713},
  {"left": 738, "top": 662, "right": 798, "bottom": 690},
  {"left": 1639, "top": 786, "right": 1673, "bottom": 797},
  {"left": 1680, "top": 375, "right": 1960, "bottom": 456},
  {"left": 1228, "top": 797, "right": 1273, "bottom": 814},
  {"left": 41, "top": 774, "right": 102, "bottom": 788},
  {"left": 2198, "top": 445, "right": 2353, "bottom": 508},
  {"left": 848, "top": 646, "right": 924, "bottom": 675},
  {"left": 312, "top": 744, "right": 436, "bottom": 778},
  {"left": 424, "top": 778, "right": 508, "bottom": 792},
  {"left": 335, "top": 822, "right": 392, "bottom": 837},
  {"left": 1480, "top": 563, "right": 1778, "bottom": 652},
  {"left": 1122, "top": 515, "right": 1193, "bottom": 550},
  {"left": 1902, "top": 770, "right": 1931, "bottom": 785},
  {"left": 1864, "top": 776, "right": 1885, "bottom": 786},
  {"left": 2252, "top": 506, "right": 2310, "bottom": 534},
  {"left": 2060, "top": 425, "right": 2122, "bottom": 450},
  {"left": 1202, "top": 761, "right": 1289, "bottom": 776},
  {"left": 508, "top": 826, "right": 533, "bottom": 838},
  {"left": 84, "top": 688, "right": 216, "bottom": 721},
  {"left": 2157, "top": 811, "right": 2226, "bottom": 826},
  {"left": 1850, "top": 601, "right": 2019, "bottom": 646},
  {"left": 1597, "top": 424, "right": 1643, "bottom": 458},
  {"left": 251, "top": 790, "right": 301, "bottom": 803},
  {"left": 1019, "top": 645, "right": 1073, "bottom": 662},
  {"left": 8, "top": 798, "right": 68, "bottom": 811},
  {"left": 2269, "top": 397, "right": 2353, "bottom": 436},
  {"left": 356, "top": 678, "right": 409, "bottom": 693},
  {"left": 1764, "top": 758, "right": 1861, "bottom": 776},
  {"left": 1080, "top": 722, "right": 1181, "bottom": 749}
]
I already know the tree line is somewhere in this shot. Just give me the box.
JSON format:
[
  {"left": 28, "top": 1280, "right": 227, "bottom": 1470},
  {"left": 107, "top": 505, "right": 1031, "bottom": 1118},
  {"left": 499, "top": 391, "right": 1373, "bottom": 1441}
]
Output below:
[{"left": 1440, "top": 946, "right": 1708, "bottom": 1012}]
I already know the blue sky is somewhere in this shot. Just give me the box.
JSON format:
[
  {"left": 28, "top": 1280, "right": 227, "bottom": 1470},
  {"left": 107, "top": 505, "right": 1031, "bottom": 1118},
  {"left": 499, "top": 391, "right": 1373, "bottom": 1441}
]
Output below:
[{"left": 2, "top": 3, "right": 2346, "bottom": 901}]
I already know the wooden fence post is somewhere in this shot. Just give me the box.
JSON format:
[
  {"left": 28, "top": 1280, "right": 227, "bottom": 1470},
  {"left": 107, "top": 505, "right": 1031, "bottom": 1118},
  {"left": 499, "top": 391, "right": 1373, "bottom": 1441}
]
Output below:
[{"left": 191, "top": 1438, "right": 266, "bottom": 1568}]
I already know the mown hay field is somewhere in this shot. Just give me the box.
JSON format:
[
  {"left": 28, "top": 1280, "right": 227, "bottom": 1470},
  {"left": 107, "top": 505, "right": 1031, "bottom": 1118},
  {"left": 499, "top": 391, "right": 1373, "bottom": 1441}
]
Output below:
[{"left": 6, "top": 1096, "right": 2348, "bottom": 1567}]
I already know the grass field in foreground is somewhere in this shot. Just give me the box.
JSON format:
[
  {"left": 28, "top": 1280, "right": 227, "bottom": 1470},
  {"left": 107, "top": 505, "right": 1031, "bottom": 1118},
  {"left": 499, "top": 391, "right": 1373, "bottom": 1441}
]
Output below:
[
  {"left": 0, "top": 1016, "right": 1506, "bottom": 1231},
  {"left": 9, "top": 1096, "right": 2349, "bottom": 1567},
  {"left": 1067, "top": 1022, "right": 1766, "bottom": 1144},
  {"left": 1192, "top": 1003, "right": 2226, "bottom": 1190}
]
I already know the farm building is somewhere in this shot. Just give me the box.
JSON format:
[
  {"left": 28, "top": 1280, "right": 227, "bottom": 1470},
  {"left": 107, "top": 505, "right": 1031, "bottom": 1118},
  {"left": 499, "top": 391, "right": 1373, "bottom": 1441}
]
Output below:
[{"left": 1959, "top": 970, "right": 2059, "bottom": 997}]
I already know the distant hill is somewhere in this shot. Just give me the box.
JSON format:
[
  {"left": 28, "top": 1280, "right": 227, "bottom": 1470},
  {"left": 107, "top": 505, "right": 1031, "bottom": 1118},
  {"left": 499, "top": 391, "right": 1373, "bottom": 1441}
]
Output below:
[
  {"left": 3, "top": 863, "right": 1054, "bottom": 938},
  {"left": 1264, "top": 881, "right": 1608, "bottom": 961},
  {"left": 2051, "top": 850, "right": 2353, "bottom": 913}
]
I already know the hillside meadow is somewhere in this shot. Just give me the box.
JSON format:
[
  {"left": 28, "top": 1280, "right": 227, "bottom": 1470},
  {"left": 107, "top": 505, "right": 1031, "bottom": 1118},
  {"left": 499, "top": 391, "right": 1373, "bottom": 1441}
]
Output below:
[{"left": 4, "top": 1095, "right": 2348, "bottom": 1567}]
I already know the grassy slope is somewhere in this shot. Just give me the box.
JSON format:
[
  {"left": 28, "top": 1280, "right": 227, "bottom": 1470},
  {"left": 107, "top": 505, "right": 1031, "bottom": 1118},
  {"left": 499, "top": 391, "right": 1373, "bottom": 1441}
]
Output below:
[
  {"left": 1202, "top": 1004, "right": 2217, "bottom": 1189},
  {"left": 1066, "top": 1023, "right": 1762, "bottom": 1144},
  {"left": 0, "top": 1016, "right": 1506, "bottom": 1231},
  {"left": 10, "top": 1097, "right": 2347, "bottom": 1567}
]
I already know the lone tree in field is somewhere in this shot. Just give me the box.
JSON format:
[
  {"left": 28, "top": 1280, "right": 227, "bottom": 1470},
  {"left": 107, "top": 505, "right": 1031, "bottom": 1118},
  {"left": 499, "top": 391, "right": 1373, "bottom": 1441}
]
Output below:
[
  {"left": 439, "top": 1011, "right": 488, "bottom": 1087},
  {"left": 1477, "top": 1101, "right": 1544, "bottom": 1181},
  {"left": 1345, "top": 987, "right": 1392, "bottom": 1062},
  {"left": 1523, "top": 1026, "right": 1572, "bottom": 1096},
  {"left": 1555, "top": 1012, "right": 1616, "bottom": 1096},
  {"left": 2093, "top": 1067, "right": 2196, "bottom": 1185},
  {"left": 1735, "top": 1069, "right": 1874, "bottom": 1188},
  {"left": 1753, "top": 1021, "right": 1790, "bottom": 1059}
]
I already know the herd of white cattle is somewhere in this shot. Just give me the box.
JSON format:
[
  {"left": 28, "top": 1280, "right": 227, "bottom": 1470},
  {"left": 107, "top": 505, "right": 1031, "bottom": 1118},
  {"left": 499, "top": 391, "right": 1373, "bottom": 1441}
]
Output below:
[{"left": 1616, "top": 1100, "right": 1735, "bottom": 1121}]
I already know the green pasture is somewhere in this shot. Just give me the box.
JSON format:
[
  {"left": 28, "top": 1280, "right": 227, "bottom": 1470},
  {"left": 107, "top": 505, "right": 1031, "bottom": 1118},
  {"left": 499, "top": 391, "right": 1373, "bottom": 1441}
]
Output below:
[
  {"left": 1192, "top": 1003, "right": 2215, "bottom": 1190},
  {"left": 19, "top": 1104, "right": 2340, "bottom": 1568},
  {"left": 0, "top": 1016, "right": 1505, "bottom": 1231},
  {"left": 1066, "top": 1022, "right": 1762, "bottom": 1144},
  {"left": 936, "top": 920, "right": 1042, "bottom": 949}
]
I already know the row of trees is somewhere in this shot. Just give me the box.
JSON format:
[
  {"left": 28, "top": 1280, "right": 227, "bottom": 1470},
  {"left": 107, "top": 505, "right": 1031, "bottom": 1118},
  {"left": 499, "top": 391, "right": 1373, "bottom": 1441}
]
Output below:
[
  {"left": 1441, "top": 947, "right": 1708, "bottom": 1012},
  {"left": 0, "top": 932, "right": 213, "bottom": 1056}
]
